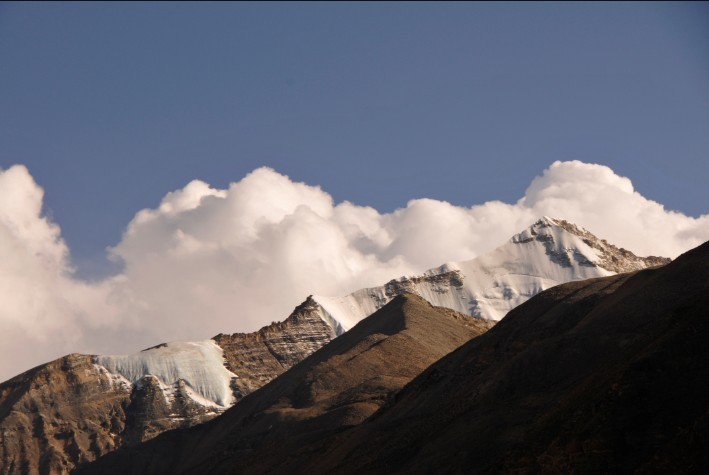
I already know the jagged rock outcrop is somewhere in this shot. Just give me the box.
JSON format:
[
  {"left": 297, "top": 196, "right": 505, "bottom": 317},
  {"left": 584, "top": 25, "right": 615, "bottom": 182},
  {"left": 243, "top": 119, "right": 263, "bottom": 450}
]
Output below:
[
  {"left": 551, "top": 218, "right": 669, "bottom": 273},
  {"left": 0, "top": 354, "right": 128, "bottom": 475},
  {"left": 213, "top": 296, "right": 337, "bottom": 399}
]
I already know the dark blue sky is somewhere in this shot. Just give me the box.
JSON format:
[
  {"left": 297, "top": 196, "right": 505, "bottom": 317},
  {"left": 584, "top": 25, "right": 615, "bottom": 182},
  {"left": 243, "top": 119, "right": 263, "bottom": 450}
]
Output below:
[{"left": 1, "top": 2, "right": 708, "bottom": 277}]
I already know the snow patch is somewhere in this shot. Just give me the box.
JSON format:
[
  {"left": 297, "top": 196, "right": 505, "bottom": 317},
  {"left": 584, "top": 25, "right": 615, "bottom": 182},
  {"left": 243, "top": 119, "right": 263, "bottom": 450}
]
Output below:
[
  {"left": 93, "top": 363, "right": 132, "bottom": 391},
  {"left": 96, "top": 340, "right": 236, "bottom": 407}
]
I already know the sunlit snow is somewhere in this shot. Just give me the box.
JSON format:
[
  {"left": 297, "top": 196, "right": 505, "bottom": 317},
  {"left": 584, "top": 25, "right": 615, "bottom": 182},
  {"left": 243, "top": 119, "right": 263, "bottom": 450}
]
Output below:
[
  {"left": 96, "top": 340, "right": 236, "bottom": 407},
  {"left": 314, "top": 217, "right": 614, "bottom": 331}
]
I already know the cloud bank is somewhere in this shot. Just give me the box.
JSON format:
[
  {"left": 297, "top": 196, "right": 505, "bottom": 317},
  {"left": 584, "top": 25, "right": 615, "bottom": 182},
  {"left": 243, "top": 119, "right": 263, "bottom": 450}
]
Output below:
[{"left": 0, "top": 160, "right": 707, "bottom": 381}]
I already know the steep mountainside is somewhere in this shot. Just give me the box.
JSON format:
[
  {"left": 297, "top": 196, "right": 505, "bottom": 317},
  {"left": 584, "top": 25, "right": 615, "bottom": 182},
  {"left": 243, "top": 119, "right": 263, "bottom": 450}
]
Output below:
[
  {"left": 79, "top": 295, "right": 493, "bottom": 474},
  {"left": 87, "top": 240, "right": 707, "bottom": 475},
  {"left": 273, "top": 240, "right": 709, "bottom": 474},
  {"left": 212, "top": 296, "right": 336, "bottom": 399},
  {"left": 0, "top": 301, "right": 335, "bottom": 475}
]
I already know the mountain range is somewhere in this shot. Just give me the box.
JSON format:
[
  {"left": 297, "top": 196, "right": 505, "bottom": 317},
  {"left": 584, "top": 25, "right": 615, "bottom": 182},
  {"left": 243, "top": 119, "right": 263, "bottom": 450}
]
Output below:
[
  {"left": 82, "top": 238, "right": 709, "bottom": 474},
  {"left": 0, "top": 218, "right": 672, "bottom": 473}
]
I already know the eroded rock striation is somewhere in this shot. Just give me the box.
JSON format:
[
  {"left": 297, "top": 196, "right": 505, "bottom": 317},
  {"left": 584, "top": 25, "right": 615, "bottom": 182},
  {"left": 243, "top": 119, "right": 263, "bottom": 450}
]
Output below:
[{"left": 213, "top": 296, "right": 337, "bottom": 400}]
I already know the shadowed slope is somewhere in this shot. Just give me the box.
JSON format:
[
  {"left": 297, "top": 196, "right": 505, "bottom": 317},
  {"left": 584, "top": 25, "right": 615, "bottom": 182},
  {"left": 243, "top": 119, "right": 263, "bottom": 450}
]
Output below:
[
  {"left": 296, "top": 240, "right": 709, "bottom": 474},
  {"left": 81, "top": 294, "right": 492, "bottom": 474}
]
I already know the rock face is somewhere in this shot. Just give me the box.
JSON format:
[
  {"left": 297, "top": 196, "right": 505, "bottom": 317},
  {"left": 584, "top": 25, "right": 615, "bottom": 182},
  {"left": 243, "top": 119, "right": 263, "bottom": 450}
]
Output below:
[
  {"left": 84, "top": 240, "right": 707, "bottom": 475},
  {"left": 213, "top": 296, "right": 337, "bottom": 400},
  {"left": 550, "top": 218, "right": 669, "bottom": 273},
  {"left": 0, "top": 354, "right": 127, "bottom": 475},
  {"left": 78, "top": 294, "right": 494, "bottom": 474},
  {"left": 0, "top": 301, "right": 337, "bottom": 475}
]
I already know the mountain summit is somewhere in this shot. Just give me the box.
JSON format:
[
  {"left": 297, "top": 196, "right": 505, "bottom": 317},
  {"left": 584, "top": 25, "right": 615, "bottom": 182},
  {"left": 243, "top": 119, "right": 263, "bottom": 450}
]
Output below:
[{"left": 312, "top": 216, "right": 668, "bottom": 329}]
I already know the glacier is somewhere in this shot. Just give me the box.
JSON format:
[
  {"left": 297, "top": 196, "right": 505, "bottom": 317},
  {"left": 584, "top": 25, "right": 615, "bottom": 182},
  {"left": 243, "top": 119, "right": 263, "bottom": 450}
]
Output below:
[{"left": 96, "top": 340, "right": 237, "bottom": 407}]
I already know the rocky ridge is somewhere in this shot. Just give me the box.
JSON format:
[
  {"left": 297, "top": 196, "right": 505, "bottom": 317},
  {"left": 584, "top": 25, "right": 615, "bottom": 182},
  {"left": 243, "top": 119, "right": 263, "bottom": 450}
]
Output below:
[
  {"left": 213, "top": 296, "right": 337, "bottom": 400},
  {"left": 79, "top": 294, "right": 494, "bottom": 474},
  {"left": 551, "top": 218, "right": 669, "bottom": 273},
  {"left": 84, "top": 240, "right": 707, "bottom": 474}
]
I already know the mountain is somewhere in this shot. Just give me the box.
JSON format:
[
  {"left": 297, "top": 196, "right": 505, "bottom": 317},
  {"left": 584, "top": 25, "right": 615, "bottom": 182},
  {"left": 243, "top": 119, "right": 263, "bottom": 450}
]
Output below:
[
  {"left": 85, "top": 240, "right": 708, "bottom": 474},
  {"left": 311, "top": 216, "right": 668, "bottom": 330},
  {"left": 0, "top": 217, "right": 667, "bottom": 473},
  {"left": 309, "top": 240, "right": 708, "bottom": 474},
  {"left": 79, "top": 294, "right": 493, "bottom": 474},
  {"left": 0, "top": 301, "right": 335, "bottom": 475}
]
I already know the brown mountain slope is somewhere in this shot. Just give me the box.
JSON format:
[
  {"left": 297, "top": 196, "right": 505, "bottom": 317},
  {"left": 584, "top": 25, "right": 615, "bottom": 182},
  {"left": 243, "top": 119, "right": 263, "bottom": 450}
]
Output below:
[
  {"left": 0, "top": 300, "right": 335, "bottom": 475},
  {"left": 86, "top": 240, "right": 708, "bottom": 475},
  {"left": 295, "top": 240, "right": 709, "bottom": 474},
  {"left": 0, "top": 354, "right": 129, "bottom": 475},
  {"left": 79, "top": 294, "right": 493, "bottom": 474}
]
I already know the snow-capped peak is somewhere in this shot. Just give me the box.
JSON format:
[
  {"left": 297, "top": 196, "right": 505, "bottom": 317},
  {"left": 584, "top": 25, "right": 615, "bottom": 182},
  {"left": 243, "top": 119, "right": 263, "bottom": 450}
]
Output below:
[
  {"left": 509, "top": 216, "right": 670, "bottom": 274},
  {"left": 312, "top": 217, "right": 669, "bottom": 331}
]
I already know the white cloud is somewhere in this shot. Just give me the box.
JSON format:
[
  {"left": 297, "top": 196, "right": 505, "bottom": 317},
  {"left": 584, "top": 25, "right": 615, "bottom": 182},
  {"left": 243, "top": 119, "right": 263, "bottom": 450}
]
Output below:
[
  {"left": 0, "top": 160, "right": 707, "bottom": 381},
  {"left": 521, "top": 161, "right": 709, "bottom": 257},
  {"left": 0, "top": 165, "right": 107, "bottom": 377}
]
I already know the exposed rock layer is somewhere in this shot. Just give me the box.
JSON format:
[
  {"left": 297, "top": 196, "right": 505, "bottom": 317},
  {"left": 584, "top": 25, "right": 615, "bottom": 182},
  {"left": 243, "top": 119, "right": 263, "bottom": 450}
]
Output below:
[
  {"left": 0, "top": 355, "right": 128, "bottom": 475},
  {"left": 213, "top": 296, "right": 337, "bottom": 399}
]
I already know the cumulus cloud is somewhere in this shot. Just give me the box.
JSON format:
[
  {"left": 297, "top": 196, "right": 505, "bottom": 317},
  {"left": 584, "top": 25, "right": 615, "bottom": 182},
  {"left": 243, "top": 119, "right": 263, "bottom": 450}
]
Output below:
[
  {"left": 0, "top": 160, "right": 707, "bottom": 381},
  {"left": 0, "top": 165, "right": 111, "bottom": 378}
]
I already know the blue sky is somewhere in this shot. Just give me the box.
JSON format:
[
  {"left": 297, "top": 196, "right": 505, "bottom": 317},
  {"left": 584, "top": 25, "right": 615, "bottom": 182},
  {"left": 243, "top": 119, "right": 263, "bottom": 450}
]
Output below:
[{"left": 1, "top": 2, "right": 708, "bottom": 278}]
